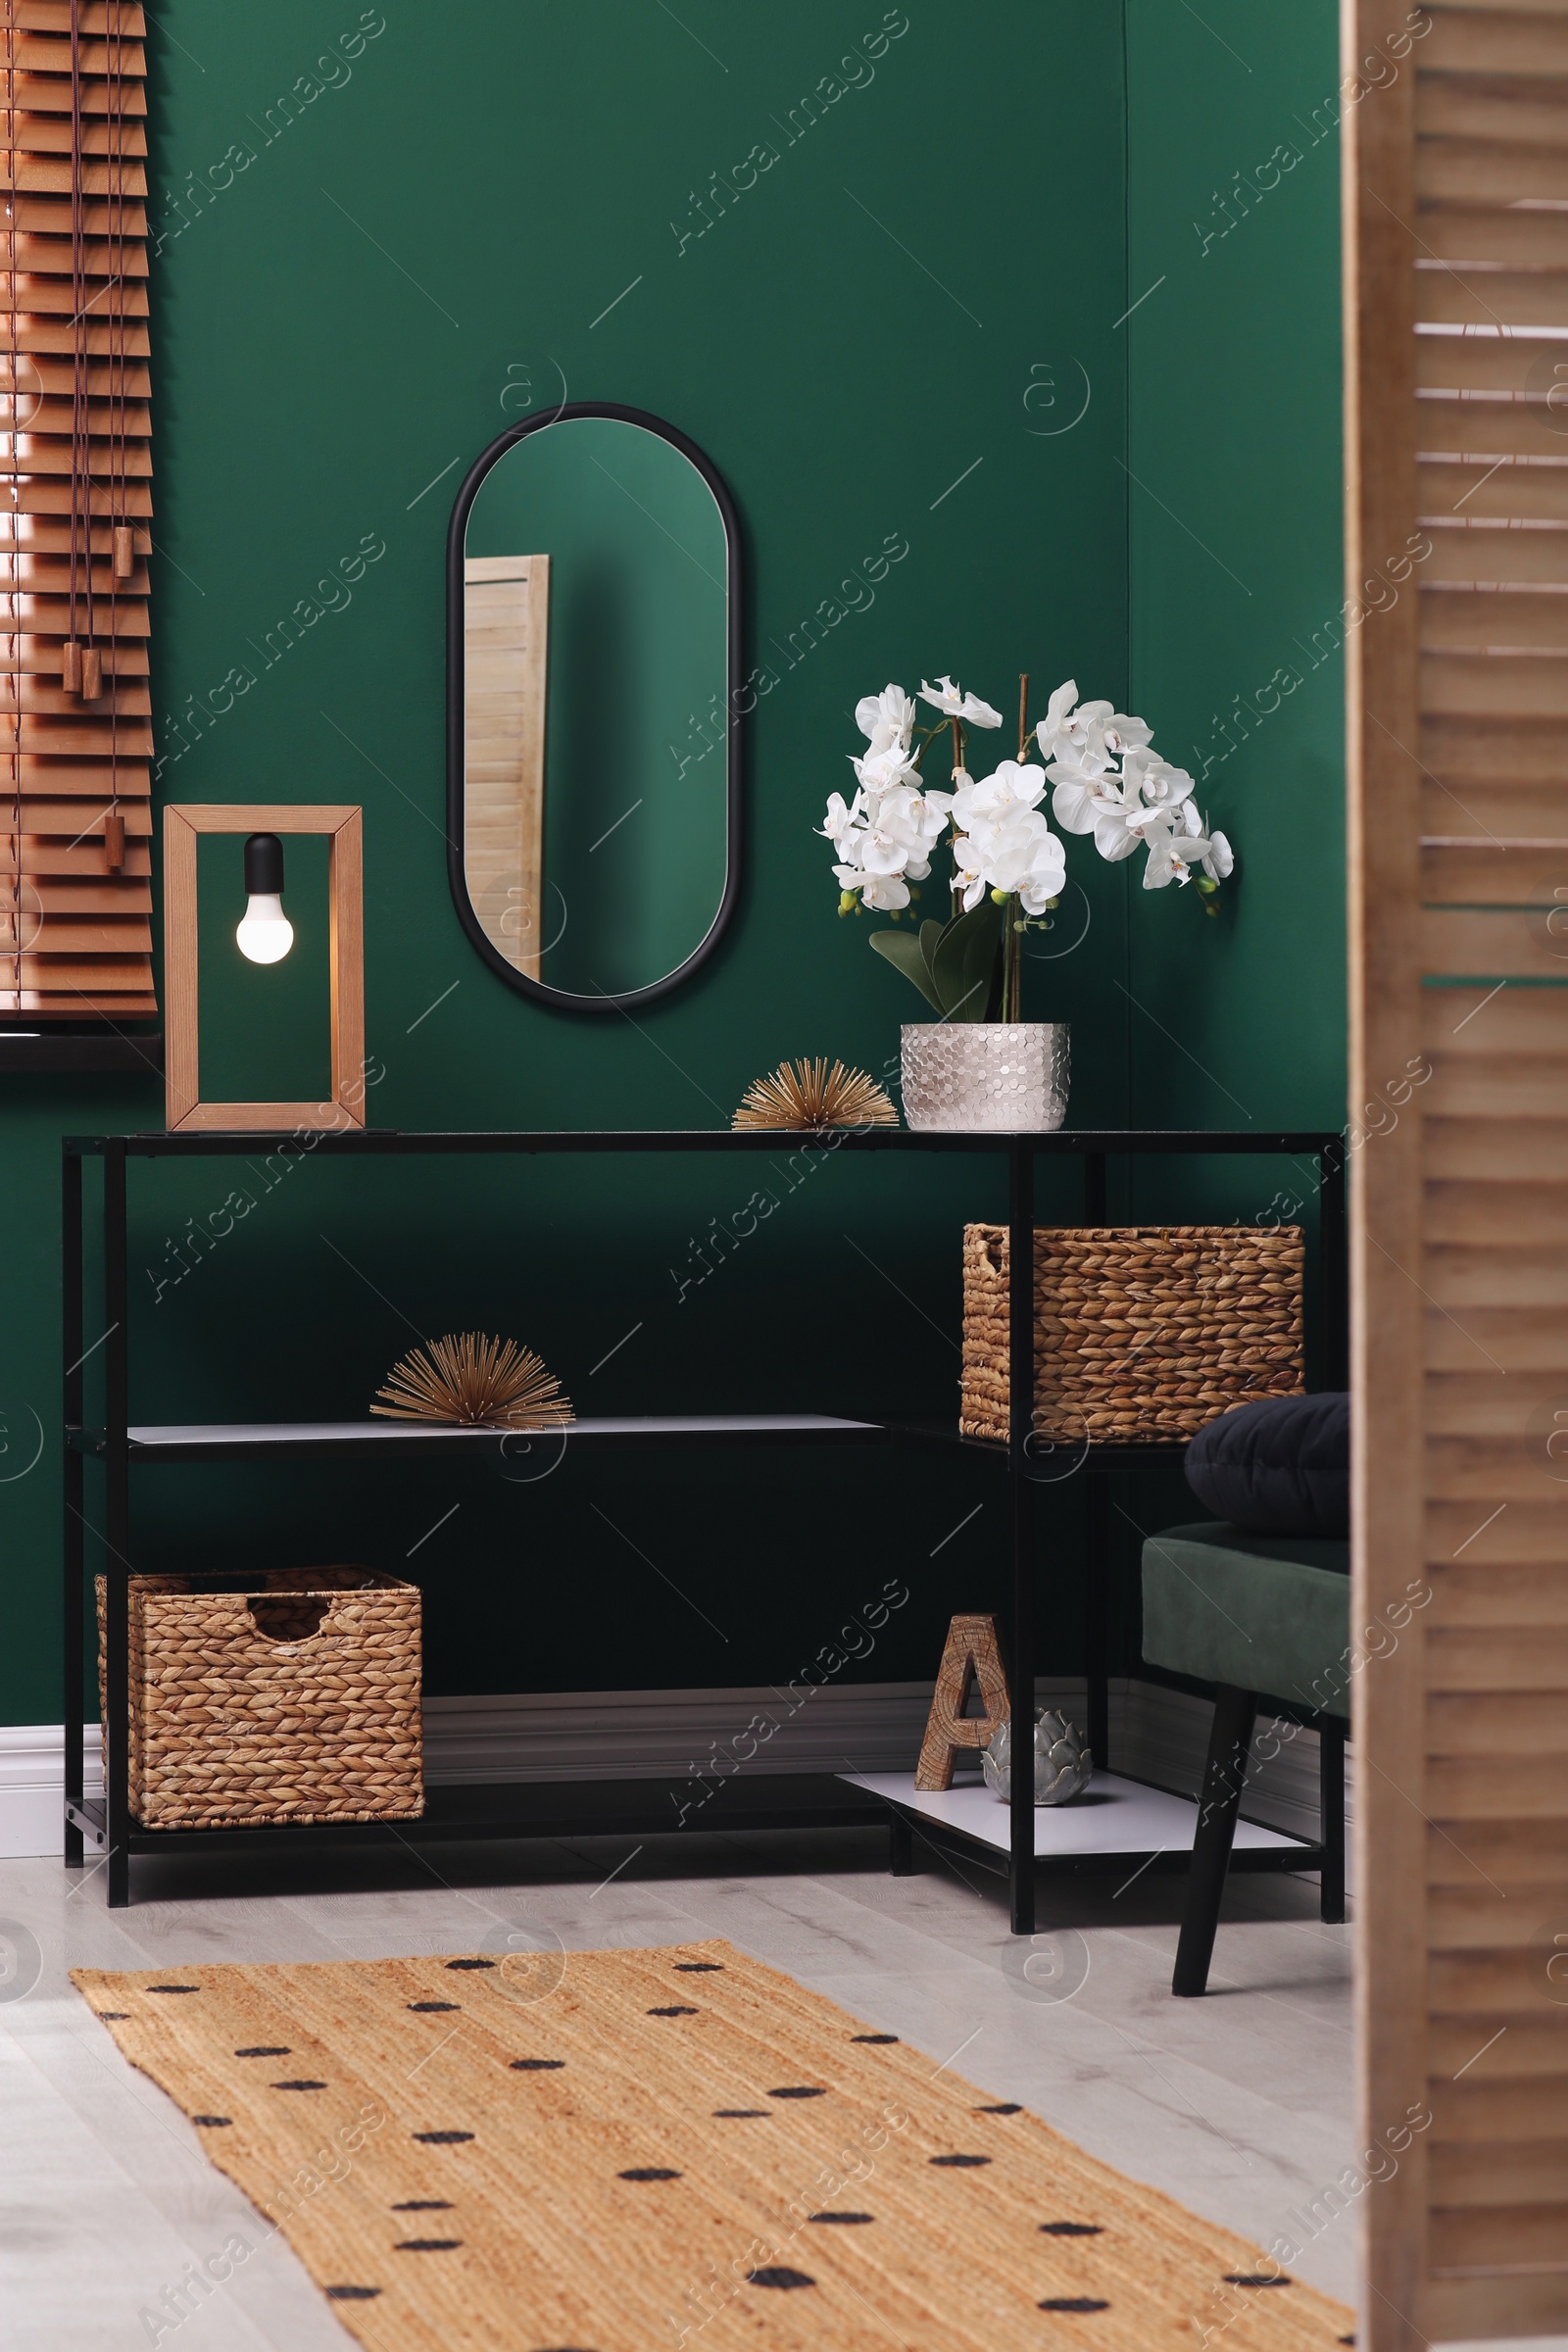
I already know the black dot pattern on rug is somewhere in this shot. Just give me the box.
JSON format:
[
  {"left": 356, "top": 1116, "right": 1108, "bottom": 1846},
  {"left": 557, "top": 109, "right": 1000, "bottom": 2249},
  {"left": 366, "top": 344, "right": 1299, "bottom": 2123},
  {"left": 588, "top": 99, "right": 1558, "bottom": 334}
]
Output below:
[
  {"left": 767, "top": 2085, "right": 825, "bottom": 2099},
  {"left": 392, "top": 2201, "right": 453, "bottom": 2212},
  {"left": 713, "top": 2109, "right": 770, "bottom": 2118},
  {"left": 396, "top": 2237, "right": 463, "bottom": 2252},
  {"left": 808, "top": 2212, "right": 873, "bottom": 2225},
  {"left": 511, "top": 2058, "right": 565, "bottom": 2071},
  {"left": 977, "top": 2102, "right": 1022, "bottom": 2114},
  {"left": 930, "top": 2153, "right": 990, "bottom": 2167},
  {"left": 1041, "top": 2298, "right": 1110, "bottom": 2314},
  {"left": 1042, "top": 2222, "right": 1103, "bottom": 2237},
  {"left": 647, "top": 2005, "right": 698, "bottom": 2017},
  {"left": 851, "top": 2033, "right": 898, "bottom": 2044},
  {"left": 409, "top": 2001, "right": 460, "bottom": 2013},
  {"left": 325, "top": 2286, "right": 382, "bottom": 2301},
  {"left": 446, "top": 1958, "right": 496, "bottom": 1971},
  {"left": 148, "top": 1984, "right": 201, "bottom": 1994},
  {"left": 673, "top": 1961, "right": 724, "bottom": 1972},
  {"left": 747, "top": 2268, "right": 814, "bottom": 2289},
  {"left": 235, "top": 2046, "right": 290, "bottom": 2058},
  {"left": 271, "top": 2080, "right": 328, "bottom": 2092},
  {"left": 1225, "top": 2275, "right": 1292, "bottom": 2288},
  {"left": 191, "top": 2116, "right": 231, "bottom": 2128},
  {"left": 618, "top": 2168, "right": 681, "bottom": 2181},
  {"left": 413, "top": 2131, "right": 474, "bottom": 2144}
]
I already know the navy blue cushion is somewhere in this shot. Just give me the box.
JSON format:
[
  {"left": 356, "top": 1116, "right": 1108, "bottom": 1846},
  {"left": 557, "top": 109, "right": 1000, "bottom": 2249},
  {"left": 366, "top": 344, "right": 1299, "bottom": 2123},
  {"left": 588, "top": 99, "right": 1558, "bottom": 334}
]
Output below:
[{"left": 1183, "top": 1393, "right": 1349, "bottom": 1539}]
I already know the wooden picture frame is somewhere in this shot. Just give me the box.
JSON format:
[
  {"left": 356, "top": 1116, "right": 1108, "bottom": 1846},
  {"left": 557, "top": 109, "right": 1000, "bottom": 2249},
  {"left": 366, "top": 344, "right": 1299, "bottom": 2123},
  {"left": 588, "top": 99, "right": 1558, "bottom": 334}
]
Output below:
[{"left": 163, "top": 805, "right": 365, "bottom": 1134}]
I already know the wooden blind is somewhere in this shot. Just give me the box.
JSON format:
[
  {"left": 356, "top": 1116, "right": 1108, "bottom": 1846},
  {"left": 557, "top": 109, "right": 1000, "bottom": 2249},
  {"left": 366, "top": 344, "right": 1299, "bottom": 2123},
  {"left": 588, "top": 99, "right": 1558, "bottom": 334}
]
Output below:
[
  {"left": 0, "top": 0, "right": 153, "bottom": 1021},
  {"left": 1348, "top": 0, "right": 1568, "bottom": 2341}
]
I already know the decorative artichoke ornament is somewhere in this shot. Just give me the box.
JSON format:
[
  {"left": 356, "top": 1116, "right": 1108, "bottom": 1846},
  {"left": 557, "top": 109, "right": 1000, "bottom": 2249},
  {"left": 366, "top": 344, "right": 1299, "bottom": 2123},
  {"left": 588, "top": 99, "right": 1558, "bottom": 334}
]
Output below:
[
  {"left": 732, "top": 1056, "right": 898, "bottom": 1131},
  {"left": 371, "top": 1333, "right": 573, "bottom": 1430},
  {"left": 982, "top": 1708, "right": 1093, "bottom": 1806}
]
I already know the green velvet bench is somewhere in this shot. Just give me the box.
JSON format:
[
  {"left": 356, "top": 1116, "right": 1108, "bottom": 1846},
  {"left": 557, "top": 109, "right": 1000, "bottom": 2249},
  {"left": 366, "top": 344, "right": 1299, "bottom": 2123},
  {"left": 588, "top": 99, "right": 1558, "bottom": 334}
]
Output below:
[{"left": 1141, "top": 1520, "right": 1349, "bottom": 1997}]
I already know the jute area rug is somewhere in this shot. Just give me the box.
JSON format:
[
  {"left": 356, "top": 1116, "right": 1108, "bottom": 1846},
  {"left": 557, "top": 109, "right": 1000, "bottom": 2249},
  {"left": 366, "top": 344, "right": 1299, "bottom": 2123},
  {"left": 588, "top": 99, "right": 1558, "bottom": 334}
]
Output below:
[{"left": 74, "top": 1938, "right": 1353, "bottom": 2351}]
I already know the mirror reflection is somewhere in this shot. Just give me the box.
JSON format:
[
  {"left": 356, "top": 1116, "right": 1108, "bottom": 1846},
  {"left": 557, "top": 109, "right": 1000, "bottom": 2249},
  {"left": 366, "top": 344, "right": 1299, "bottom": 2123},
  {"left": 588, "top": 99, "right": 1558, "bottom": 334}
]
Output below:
[{"left": 456, "top": 410, "right": 734, "bottom": 1006}]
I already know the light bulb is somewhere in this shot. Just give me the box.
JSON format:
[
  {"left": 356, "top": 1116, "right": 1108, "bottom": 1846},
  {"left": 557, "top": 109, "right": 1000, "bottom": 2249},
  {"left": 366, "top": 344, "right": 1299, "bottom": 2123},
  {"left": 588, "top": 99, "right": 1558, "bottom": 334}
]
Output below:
[
  {"left": 236, "top": 831, "right": 293, "bottom": 962},
  {"left": 236, "top": 892, "right": 294, "bottom": 963}
]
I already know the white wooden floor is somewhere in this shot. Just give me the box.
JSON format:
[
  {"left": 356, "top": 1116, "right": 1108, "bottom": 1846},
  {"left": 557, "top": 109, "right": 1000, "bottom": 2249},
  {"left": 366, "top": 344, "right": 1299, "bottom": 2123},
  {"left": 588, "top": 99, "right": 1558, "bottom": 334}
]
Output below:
[{"left": 0, "top": 1823, "right": 1544, "bottom": 2350}]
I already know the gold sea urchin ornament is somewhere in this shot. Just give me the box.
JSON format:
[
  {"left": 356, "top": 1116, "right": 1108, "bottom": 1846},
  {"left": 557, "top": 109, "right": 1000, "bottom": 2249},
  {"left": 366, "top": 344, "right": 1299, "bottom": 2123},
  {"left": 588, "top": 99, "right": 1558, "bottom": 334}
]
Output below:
[
  {"left": 371, "top": 1333, "right": 574, "bottom": 1429},
  {"left": 732, "top": 1057, "right": 899, "bottom": 1132}
]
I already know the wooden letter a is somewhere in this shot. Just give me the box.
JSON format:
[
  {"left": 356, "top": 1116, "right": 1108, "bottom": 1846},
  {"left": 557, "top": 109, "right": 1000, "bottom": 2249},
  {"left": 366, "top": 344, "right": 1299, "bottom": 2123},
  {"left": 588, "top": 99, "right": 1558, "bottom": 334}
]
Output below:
[{"left": 914, "top": 1612, "right": 1011, "bottom": 1791}]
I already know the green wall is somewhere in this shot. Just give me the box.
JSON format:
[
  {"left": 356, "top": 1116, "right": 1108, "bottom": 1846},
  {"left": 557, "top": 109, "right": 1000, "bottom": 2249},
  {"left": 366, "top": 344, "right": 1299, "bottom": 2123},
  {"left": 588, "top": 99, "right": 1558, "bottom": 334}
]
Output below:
[
  {"left": 1, "top": 1, "right": 1346, "bottom": 1729},
  {"left": 1125, "top": 0, "right": 1347, "bottom": 1159}
]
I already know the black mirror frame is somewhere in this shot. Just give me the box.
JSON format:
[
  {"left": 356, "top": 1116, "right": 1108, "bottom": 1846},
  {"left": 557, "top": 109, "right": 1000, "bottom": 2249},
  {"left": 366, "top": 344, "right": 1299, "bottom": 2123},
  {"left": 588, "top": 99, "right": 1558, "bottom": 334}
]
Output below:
[{"left": 445, "top": 402, "right": 743, "bottom": 1014}]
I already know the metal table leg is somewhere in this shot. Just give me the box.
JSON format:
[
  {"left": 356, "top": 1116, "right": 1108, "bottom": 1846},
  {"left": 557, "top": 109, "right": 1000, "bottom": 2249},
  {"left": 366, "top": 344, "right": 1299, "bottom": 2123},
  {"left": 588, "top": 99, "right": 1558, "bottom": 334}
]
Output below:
[
  {"left": 104, "top": 1142, "right": 130, "bottom": 1910},
  {"left": 62, "top": 1146, "right": 83, "bottom": 1871},
  {"left": 1008, "top": 1140, "right": 1035, "bottom": 1935},
  {"left": 1086, "top": 1476, "right": 1109, "bottom": 1772}
]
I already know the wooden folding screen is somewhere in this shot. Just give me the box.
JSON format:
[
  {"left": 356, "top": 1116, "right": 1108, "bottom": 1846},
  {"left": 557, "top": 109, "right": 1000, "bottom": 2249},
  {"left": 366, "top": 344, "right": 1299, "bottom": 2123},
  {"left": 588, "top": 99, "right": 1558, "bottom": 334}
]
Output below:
[
  {"left": 0, "top": 0, "right": 154, "bottom": 1021},
  {"left": 1347, "top": 0, "right": 1568, "bottom": 2339},
  {"left": 463, "top": 553, "right": 549, "bottom": 982}
]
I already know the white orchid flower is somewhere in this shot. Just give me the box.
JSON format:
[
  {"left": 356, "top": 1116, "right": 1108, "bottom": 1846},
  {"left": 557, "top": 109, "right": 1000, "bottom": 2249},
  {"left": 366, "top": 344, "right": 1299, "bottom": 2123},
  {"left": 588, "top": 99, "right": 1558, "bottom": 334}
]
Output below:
[
  {"left": 853, "top": 740, "right": 922, "bottom": 794},
  {"left": 1124, "top": 746, "right": 1196, "bottom": 817},
  {"left": 1033, "top": 679, "right": 1080, "bottom": 764},
  {"left": 860, "top": 823, "right": 917, "bottom": 877},
  {"left": 1201, "top": 829, "right": 1234, "bottom": 881},
  {"left": 1132, "top": 808, "right": 1211, "bottom": 889},
  {"left": 962, "top": 759, "right": 1050, "bottom": 822},
  {"left": 866, "top": 788, "right": 944, "bottom": 880},
  {"left": 1050, "top": 765, "right": 1143, "bottom": 861},
  {"left": 918, "top": 676, "right": 1004, "bottom": 729},
  {"left": 948, "top": 804, "right": 1067, "bottom": 915},
  {"left": 918, "top": 674, "right": 965, "bottom": 717},
  {"left": 855, "top": 682, "right": 915, "bottom": 749},
  {"left": 985, "top": 809, "right": 1066, "bottom": 913},
  {"left": 1036, "top": 687, "right": 1113, "bottom": 769},
  {"left": 1037, "top": 682, "right": 1153, "bottom": 775},
  {"left": 1018, "top": 832, "right": 1068, "bottom": 914},
  {"left": 817, "top": 790, "right": 864, "bottom": 849},
  {"left": 858, "top": 869, "right": 911, "bottom": 911},
  {"left": 922, "top": 769, "right": 968, "bottom": 824},
  {"left": 950, "top": 840, "right": 990, "bottom": 912}
]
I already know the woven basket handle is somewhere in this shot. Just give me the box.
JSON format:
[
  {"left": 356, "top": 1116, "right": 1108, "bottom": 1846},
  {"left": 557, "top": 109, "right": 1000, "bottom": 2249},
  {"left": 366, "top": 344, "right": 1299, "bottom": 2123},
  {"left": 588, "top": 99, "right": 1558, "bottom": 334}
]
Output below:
[{"left": 245, "top": 1592, "right": 347, "bottom": 1649}]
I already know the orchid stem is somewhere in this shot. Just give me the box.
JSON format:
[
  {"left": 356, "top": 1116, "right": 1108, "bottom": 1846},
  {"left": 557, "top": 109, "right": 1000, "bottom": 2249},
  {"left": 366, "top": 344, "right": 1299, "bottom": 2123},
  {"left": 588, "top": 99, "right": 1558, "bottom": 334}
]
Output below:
[
  {"left": 1017, "top": 671, "right": 1029, "bottom": 762},
  {"left": 951, "top": 713, "right": 961, "bottom": 778}
]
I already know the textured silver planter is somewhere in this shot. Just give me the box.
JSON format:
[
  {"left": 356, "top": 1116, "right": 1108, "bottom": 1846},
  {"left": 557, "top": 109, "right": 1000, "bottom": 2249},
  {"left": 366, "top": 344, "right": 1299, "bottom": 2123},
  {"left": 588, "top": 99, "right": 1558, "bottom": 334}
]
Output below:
[
  {"left": 901, "top": 1021, "right": 1070, "bottom": 1132},
  {"left": 982, "top": 1708, "right": 1094, "bottom": 1806}
]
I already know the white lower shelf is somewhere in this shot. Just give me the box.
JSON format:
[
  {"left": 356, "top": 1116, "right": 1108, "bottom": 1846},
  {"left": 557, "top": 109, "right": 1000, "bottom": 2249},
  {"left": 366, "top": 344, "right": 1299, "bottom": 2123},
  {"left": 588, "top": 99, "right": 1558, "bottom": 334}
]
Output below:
[{"left": 838, "top": 1769, "right": 1307, "bottom": 1858}]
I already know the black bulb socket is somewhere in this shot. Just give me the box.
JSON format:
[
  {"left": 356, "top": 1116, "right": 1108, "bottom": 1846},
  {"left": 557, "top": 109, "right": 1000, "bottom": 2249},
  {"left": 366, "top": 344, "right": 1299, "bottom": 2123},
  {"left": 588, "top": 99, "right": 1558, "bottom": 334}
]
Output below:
[{"left": 243, "top": 832, "right": 285, "bottom": 896}]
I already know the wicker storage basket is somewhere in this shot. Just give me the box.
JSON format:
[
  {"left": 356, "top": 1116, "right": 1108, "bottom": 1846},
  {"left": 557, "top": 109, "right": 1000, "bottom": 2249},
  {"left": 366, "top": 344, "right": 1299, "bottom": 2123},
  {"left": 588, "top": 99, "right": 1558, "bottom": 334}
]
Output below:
[
  {"left": 95, "top": 1567, "right": 422, "bottom": 1829},
  {"left": 960, "top": 1223, "right": 1304, "bottom": 1446}
]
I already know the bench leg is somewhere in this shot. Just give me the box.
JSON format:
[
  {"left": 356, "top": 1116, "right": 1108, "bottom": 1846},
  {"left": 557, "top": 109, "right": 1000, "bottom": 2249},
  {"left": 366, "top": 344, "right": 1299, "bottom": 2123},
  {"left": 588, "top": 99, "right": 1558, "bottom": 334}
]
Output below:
[
  {"left": 1173, "top": 1685, "right": 1256, "bottom": 1997},
  {"left": 1319, "top": 1718, "right": 1347, "bottom": 1925},
  {"left": 889, "top": 1811, "right": 917, "bottom": 1877}
]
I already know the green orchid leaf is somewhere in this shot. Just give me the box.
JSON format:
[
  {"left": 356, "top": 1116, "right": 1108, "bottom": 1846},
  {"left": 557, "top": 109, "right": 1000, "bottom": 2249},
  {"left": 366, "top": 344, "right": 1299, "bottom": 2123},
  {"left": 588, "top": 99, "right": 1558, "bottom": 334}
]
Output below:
[
  {"left": 868, "top": 925, "right": 945, "bottom": 1012},
  {"left": 918, "top": 919, "right": 945, "bottom": 981},
  {"left": 930, "top": 898, "right": 1004, "bottom": 1023}
]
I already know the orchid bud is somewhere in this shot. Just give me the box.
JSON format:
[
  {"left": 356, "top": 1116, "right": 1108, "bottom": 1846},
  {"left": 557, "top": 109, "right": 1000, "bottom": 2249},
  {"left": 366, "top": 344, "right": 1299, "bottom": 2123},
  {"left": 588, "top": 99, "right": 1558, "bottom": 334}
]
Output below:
[{"left": 838, "top": 892, "right": 858, "bottom": 917}]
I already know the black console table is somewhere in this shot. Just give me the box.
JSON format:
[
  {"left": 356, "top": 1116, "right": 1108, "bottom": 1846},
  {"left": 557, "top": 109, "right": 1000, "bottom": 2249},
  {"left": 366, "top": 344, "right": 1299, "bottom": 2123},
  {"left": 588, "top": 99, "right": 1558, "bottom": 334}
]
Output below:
[{"left": 63, "top": 1125, "right": 1346, "bottom": 1923}]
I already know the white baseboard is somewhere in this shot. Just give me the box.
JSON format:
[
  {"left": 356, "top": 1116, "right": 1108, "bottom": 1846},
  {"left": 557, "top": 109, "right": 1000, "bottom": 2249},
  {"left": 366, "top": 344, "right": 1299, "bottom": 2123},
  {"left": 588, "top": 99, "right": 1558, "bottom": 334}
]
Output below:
[
  {"left": 0, "top": 1721, "right": 104, "bottom": 1859},
  {"left": 1, "top": 1681, "right": 1349, "bottom": 1859}
]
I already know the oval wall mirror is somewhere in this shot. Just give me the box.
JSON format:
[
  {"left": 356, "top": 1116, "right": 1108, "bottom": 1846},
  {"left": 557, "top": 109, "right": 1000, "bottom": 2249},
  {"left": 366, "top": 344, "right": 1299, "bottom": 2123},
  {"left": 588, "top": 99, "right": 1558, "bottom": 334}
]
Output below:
[{"left": 446, "top": 404, "right": 741, "bottom": 1010}]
